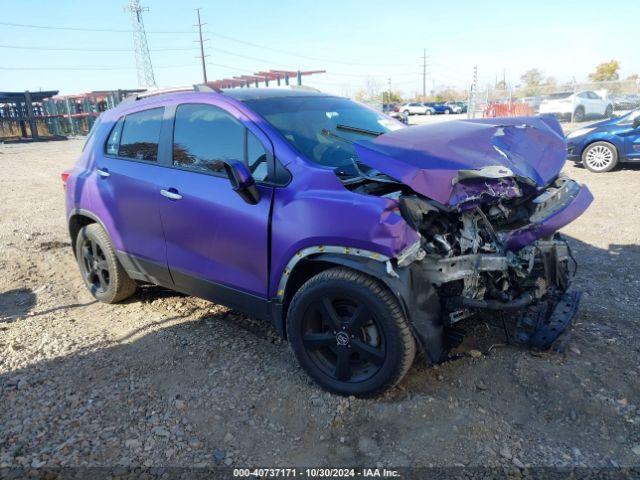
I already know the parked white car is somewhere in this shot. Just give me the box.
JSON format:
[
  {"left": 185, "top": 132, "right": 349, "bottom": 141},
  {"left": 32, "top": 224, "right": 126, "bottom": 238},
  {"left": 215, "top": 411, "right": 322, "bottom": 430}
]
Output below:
[
  {"left": 398, "top": 102, "right": 434, "bottom": 115},
  {"left": 539, "top": 90, "right": 613, "bottom": 122}
]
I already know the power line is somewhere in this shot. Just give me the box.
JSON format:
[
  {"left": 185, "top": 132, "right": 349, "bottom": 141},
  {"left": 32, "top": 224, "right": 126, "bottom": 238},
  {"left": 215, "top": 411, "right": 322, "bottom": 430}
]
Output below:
[
  {"left": 0, "top": 64, "right": 194, "bottom": 71},
  {"left": 0, "top": 20, "right": 192, "bottom": 34},
  {"left": 0, "top": 20, "right": 416, "bottom": 68},
  {"left": 0, "top": 44, "right": 197, "bottom": 52}
]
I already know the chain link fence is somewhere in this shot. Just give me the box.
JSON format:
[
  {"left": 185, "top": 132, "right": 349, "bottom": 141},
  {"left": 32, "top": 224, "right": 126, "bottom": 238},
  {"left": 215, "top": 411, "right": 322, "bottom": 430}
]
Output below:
[{"left": 467, "top": 79, "right": 640, "bottom": 122}]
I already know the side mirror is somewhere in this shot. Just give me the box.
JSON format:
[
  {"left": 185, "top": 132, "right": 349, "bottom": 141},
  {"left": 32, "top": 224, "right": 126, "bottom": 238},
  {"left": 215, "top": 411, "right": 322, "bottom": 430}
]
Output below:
[
  {"left": 223, "top": 160, "right": 260, "bottom": 205},
  {"left": 633, "top": 116, "right": 640, "bottom": 129}
]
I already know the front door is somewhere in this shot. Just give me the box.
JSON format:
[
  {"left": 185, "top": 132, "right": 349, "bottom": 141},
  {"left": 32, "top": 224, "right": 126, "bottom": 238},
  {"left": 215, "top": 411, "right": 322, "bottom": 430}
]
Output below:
[
  {"left": 158, "top": 102, "right": 273, "bottom": 314},
  {"left": 620, "top": 112, "right": 640, "bottom": 160}
]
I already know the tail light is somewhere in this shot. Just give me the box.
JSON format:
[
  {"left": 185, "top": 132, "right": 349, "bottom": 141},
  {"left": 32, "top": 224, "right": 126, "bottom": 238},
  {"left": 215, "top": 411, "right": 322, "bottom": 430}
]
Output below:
[
  {"left": 394, "top": 106, "right": 399, "bottom": 112},
  {"left": 61, "top": 170, "right": 71, "bottom": 188}
]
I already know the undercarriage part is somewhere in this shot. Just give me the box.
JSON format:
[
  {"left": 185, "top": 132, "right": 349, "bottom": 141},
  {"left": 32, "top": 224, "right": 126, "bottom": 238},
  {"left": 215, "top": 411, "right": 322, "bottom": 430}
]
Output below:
[
  {"left": 448, "top": 292, "right": 535, "bottom": 311},
  {"left": 443, "top": 325, "right": 465, "bottom": 351},
  {"left": 515, "top": 291, "right": 581, "bottom": 350}
]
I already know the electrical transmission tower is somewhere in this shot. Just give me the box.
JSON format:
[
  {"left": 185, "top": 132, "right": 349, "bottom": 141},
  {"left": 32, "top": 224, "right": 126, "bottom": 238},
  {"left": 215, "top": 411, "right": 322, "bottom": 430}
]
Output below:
[{"left": 126, "top": 0, "right": 157, "bottom": 88}]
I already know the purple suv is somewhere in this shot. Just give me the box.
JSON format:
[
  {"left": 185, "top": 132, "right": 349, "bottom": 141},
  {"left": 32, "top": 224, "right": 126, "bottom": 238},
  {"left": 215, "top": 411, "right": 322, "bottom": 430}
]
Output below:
[{"left": 64, "top": 86, "right": 592, "bottom": 396}]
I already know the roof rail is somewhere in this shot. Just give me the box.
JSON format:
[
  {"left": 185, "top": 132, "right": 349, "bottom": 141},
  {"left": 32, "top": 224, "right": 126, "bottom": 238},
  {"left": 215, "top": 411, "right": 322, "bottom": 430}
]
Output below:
[{"left": 119, "top": 84, "right": 219, "bottom": 104}]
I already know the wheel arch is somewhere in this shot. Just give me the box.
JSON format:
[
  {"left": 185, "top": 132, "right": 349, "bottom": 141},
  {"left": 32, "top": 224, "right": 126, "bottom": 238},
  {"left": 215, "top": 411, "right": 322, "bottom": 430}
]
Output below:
[
  {"left": 68, "top": 209, "right": 107, "bottom": 257},
  {"left": 277, "top": 250, "right": 398, "bottom": 338},
  {"left": 275, "top": 250, "right": 445, "bottom": 363}
]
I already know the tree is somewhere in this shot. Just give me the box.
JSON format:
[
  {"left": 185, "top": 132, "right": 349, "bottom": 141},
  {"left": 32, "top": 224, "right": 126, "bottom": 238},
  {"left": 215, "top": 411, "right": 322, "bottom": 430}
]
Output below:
[
  {"left": 520, "top": 69, "right": 543, "bottom": 88},
  {"left": 520, "top": 69, "right": 544, "bottom": 96},
  {"left": 589, "top": 60, "right": 620, "bottom": 82}
]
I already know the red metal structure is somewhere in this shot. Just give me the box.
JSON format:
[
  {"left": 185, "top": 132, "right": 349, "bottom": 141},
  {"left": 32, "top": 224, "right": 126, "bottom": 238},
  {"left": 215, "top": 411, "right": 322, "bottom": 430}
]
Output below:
[{"left": 207, "top": 69, "right": 325, "bottom": 90}]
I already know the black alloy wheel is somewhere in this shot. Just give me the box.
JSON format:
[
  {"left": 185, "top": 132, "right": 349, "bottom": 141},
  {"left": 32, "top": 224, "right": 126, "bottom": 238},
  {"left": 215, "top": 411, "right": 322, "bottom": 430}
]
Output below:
[
  {"left": 80, "top": 237, "right": 111, "bottom": 294},
  {"left": 75, "top": 223, "right": 136, "bottom": 303},
  {"left": 301, "top": 296, "right": 386, "bottom": 383},
  {"left": 287, "top": 268, "right": 416, "bottom": 397}
]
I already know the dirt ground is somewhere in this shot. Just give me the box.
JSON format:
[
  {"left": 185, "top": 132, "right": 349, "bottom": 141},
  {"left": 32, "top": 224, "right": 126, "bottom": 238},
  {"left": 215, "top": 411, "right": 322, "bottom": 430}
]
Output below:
[{"left": 1, "top": 136, "right": 639, "bottom": 471}]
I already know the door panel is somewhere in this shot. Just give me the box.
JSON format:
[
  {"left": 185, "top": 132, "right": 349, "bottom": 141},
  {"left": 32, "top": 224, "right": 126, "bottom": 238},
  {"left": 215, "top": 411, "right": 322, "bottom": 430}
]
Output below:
[
  {"left": 93, "top": 158, "right": 172, "bottom": 284},
  {"left": 620, "top": 127, "right": 640, "bottom": 159},
  {"left": 94, "top": 108, "right": 172, "bottom": 285},
  {"left": 159, "top": 102, "right": 272, "bottom": 300},
  {"left": 160, "top": 172, "right": 272, "bottom": 297}
]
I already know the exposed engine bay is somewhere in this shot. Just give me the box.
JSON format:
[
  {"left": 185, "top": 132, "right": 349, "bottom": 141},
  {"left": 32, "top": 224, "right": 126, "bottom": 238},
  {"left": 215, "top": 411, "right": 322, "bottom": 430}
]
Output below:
[{"left": 346, "top": 171, "right": 588, "bottom": 352}]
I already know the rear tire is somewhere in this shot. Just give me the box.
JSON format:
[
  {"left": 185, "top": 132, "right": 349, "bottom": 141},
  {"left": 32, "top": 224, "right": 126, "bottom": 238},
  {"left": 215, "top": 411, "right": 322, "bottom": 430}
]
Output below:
[
  {"left": 582, "top": 141, "right": 618, "bottom": 173},
  {"left": 75, "top": 224, "right": 137, "bottom": 303},
  {"left": 286, "top": 267, "right": 416, "bottom": 397},
  {"left": 403, "top": 109, "right": 410, "bottom": 116},
  {"left": 604, "top": 104, "right": 613, "bottom": 118},
  {"left": 573, "top": 106, "right": 585, "bottom": 122}
]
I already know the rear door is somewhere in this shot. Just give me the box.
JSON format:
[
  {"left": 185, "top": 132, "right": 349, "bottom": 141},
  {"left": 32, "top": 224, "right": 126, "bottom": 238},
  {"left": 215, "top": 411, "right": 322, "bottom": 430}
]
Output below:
[
  {"left": 158, "top": 102, "right": 273, "bottom": 313},
  {"left": 95, "top": 106, "right": 172, "bottom": 285}
]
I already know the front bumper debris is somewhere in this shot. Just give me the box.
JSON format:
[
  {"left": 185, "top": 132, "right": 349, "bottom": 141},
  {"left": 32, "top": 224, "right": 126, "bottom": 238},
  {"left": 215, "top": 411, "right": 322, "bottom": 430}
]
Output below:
[
  {"left": 501, "top": 178, "right": 593, "bottom": 250},
  {"left": 515, "top": 291, "right": 581, "bottom": 350}
]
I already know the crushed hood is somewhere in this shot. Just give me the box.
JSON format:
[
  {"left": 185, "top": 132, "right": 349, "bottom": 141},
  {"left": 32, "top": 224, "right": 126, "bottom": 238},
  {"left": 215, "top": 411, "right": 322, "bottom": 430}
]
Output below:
[{"left": 353, "top": 115, "right": 567, "bottom": 205}]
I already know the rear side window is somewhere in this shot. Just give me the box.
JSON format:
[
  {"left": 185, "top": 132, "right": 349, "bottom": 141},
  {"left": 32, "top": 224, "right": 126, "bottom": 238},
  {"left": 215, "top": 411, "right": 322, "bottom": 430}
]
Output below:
[{"left": 107, "top": 107, "right": 164, "bottom": 161}]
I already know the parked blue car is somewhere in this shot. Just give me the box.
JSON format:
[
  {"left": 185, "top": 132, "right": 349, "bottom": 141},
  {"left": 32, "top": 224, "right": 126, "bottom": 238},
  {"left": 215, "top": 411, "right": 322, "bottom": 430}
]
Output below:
[
  {"left": 422, "top": 102, "right": 453, "bottom": 114},
  {"left": 566, "top": 108, "right": 640, "bottom": 172}
]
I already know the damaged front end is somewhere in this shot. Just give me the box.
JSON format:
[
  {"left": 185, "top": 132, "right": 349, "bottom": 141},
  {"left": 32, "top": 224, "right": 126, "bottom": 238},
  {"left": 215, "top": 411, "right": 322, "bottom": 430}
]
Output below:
[{"left": 347, "top": 116, "right": 593, "bottom": 356}]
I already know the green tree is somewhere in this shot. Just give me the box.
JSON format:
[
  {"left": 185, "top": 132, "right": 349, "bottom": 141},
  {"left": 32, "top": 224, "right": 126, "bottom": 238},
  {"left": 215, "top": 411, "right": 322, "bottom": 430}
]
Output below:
[
  {"left": 589, "top": 60, "right": 620, "bottom": 82},
  {"left": 520, "top": 69, "right": 543, "bottom": 95}
]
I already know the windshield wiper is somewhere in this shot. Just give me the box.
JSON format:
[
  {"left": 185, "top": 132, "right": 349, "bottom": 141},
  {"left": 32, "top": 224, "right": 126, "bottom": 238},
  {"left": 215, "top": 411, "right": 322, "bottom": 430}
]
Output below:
[{"left": 336, "top": 124, "right": 383, "bottom": 137}]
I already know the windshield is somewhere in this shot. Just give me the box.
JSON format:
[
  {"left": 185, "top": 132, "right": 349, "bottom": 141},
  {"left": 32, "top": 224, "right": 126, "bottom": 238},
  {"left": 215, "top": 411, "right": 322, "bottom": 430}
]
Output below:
[
  {"left": 617, "top": 108, "right": 640, "bottom": 125},
  {"left": 243, "top": 96, "right": 404, "bottom": 169},
  {"left": 547, "top": 92, "right": 573, "bottom": 100}
]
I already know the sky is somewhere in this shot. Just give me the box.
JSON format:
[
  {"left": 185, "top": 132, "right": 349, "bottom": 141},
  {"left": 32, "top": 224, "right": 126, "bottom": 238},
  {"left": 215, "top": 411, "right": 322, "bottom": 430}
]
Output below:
[{"left": 1, "top": 0, "right": 638, "bottom": 97}]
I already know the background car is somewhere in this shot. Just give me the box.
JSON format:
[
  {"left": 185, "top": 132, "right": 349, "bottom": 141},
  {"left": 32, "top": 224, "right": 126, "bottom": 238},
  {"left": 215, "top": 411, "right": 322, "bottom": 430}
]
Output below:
[
  {"left": 423, "top": 102, "right": 453, "bottom": 114},
  {"left": 539, "top": 90, "right": 613, "bottom": 122},
  {"left": 518, "top": 96, "right": 544, "bottom": 113},
  {"left": 566, "top": 108, "right": 640, "bottom": 172},
  {"left": 444, "top": 101, "right": 466, "bottom": 114},
  {"left": 610, "top": 94, "right": 640, "bottom": 112},
  {"left": 395, "top": 102, "right": 434, "bottom": 115}
]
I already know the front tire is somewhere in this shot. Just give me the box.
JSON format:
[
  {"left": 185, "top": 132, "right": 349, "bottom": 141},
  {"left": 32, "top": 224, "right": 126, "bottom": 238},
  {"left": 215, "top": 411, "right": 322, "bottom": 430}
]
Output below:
[
  {"left": 582, "top": 141, "right": 618, "bottom": 173},
  {"left": 286, "top": 267, "right": 416, "bottom": 397},
  {"left": 75, "top": 224, "right": 137, "bottom": 303}
]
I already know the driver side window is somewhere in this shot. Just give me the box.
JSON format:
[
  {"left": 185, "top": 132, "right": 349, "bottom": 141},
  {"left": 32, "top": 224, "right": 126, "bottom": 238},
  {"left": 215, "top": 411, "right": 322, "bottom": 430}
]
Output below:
[{"left": 172, "top": 103, "right": 270, "bottom": 181}]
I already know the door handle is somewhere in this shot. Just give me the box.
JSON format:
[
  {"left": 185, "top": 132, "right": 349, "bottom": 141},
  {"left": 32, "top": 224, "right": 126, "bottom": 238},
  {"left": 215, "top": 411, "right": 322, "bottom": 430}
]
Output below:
[
  {"left": 160, "top": 189, "right": 183, "bottom": 201},
  {"left": 97, "top": 168, "right": 110, "bottom": 178}
]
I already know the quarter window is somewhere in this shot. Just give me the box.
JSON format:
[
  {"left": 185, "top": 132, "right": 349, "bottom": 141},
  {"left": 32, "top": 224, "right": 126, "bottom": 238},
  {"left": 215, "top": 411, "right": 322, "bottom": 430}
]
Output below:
[
  {"left": 118, "top": 108, "right": 164, "bottom": 161},
  {"left": 173, "top": 104, "right": 244, "bottom": 174},
  {"left": 247, "top": 130, "right": 269, "bottom": 182},
  {"left": 105, "top": 117, "right": 124, "bottom": 155}
]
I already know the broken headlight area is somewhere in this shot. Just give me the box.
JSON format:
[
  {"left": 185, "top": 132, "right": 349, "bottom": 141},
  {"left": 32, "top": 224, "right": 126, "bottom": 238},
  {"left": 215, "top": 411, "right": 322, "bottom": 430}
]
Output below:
[{"left": 395, "top": 174, "right": 587, "bottom": 351}]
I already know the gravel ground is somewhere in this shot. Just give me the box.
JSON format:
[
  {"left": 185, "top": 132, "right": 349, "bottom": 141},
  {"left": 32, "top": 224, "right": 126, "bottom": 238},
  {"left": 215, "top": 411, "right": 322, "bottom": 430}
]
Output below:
[{"left": 0, "top": 137, "right": 639, "bottom": 471}]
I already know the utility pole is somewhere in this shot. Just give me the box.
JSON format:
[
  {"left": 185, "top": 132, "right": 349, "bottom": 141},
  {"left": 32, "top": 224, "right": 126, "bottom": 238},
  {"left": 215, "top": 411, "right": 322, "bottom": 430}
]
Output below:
[
  {"left": 467, "top": 65, "right": 478, "bottom": 119},
  {"left": 422, "top": 48, "right": 427, "bottom": 98},
  {"left": 195, "top": 8, "right": 208, "bottom": 84}
]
